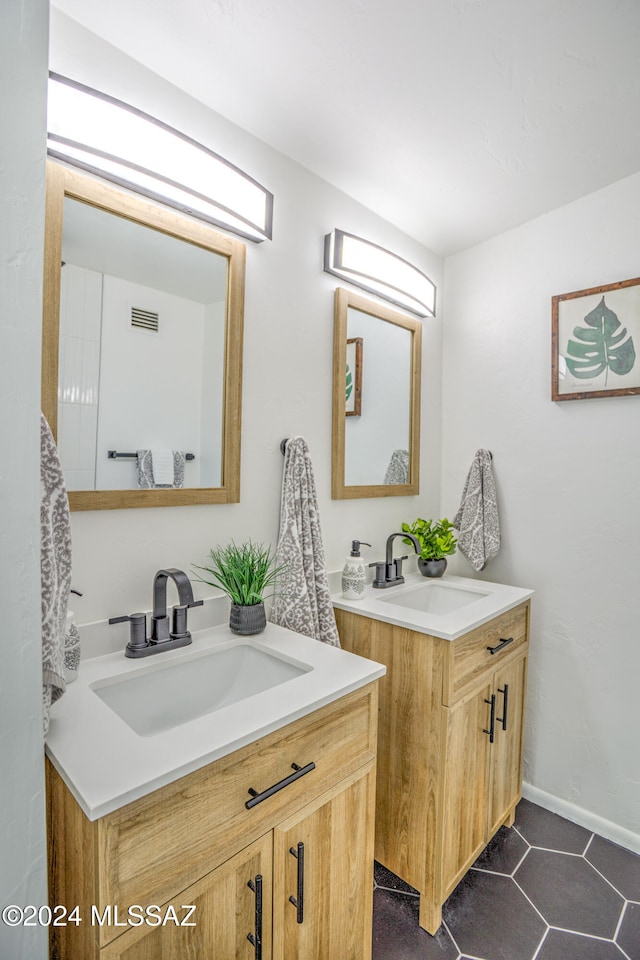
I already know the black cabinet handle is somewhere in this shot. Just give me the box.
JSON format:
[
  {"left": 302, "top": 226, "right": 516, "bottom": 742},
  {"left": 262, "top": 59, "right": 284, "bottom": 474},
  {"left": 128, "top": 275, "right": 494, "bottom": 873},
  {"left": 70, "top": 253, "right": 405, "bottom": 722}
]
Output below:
[
  {"left": 496, "top": 684, "right": 509, "bottom": 731},
  {"left": 288, "top": 842, "right": 305, "bottom": 924},
  {"left": 245, "top": 762, "right": 316, "bottom": 809},
  {"left": 483, "top": 694, "right": 496, "bottom": 743},
  {"left": 247, "top": 874, "right": 263, "bottom": 959},
  {"left": 487, "top": 636, "right": 514, "bottom": 655}
]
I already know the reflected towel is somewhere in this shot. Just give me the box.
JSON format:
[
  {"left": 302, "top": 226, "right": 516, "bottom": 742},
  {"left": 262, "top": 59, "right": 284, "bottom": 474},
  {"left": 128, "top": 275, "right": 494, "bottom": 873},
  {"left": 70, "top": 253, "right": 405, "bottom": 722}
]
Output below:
[
  {"left": 384, "top": 449, "right": 409, "bottom": 484},
  {"left": 453, "top": 448, "right": 500, "bottom": 572},
  {"left": 270, "top": 437, "right": 340, "bottom": 646},
  {"left": 136, "top": 450, "right": 185, "bottom": 488},
  {"left": 41, "top": 413, "right": 72, "bottom": 734}
]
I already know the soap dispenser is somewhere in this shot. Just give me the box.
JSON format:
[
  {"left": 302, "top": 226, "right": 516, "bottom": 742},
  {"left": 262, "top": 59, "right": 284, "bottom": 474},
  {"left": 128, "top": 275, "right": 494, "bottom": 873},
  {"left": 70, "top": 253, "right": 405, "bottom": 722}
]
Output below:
[{"left": 342, "top": 541, "right": 371, "bottom": 600}]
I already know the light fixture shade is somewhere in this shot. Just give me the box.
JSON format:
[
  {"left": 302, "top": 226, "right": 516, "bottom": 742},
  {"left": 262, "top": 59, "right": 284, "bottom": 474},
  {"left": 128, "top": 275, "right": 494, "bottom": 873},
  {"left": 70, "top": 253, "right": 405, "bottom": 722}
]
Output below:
[
  {"left": 47, "top": 72, "right": 273, "bottom": 243},
  {"left": 324, "top": 229, "right": 436, "bottom": 317}
]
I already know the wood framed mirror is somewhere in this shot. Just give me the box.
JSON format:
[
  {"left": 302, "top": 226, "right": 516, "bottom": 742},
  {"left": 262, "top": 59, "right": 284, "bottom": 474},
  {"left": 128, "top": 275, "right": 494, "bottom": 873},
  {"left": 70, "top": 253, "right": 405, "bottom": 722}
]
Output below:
[
  {"left": 332, "top": 287, "right": 422, "bottom": 499},
  {"left": 42, "top": 162, "right": 246, "bottom": 510}
]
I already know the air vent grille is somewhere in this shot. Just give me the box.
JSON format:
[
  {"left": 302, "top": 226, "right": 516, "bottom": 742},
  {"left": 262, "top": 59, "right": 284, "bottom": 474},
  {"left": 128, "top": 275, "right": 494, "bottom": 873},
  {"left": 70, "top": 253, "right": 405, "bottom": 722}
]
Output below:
[{"left": 131, "top": 307, "right": 159, "bottom": 332}]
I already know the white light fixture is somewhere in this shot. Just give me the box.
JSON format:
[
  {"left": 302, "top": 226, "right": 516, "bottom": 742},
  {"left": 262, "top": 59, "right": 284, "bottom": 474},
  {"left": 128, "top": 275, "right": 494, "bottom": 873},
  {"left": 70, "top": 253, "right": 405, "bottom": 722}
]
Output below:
[
  {"left": 47, "top": 72, "right": 273, "bottom": 243},
  {"left": 324, "top": 229, "right": 436, "bottom": 317}
]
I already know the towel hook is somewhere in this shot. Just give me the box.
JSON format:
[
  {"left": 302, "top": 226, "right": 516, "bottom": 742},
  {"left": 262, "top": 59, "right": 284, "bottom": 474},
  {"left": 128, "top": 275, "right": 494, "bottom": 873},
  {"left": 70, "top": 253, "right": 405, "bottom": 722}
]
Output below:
[{"left": 280, "top": 439, "right": 289, "bottom": 455}]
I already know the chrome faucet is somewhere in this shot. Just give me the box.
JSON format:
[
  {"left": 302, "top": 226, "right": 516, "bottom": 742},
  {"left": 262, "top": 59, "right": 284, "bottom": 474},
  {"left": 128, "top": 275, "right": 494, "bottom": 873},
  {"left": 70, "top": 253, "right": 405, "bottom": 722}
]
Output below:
[
  {"left": 370, "top": 532, "right": 421, "bottom": 589},
  {"left": 109, "top": 567, "right": 203, "bottom": 658}
]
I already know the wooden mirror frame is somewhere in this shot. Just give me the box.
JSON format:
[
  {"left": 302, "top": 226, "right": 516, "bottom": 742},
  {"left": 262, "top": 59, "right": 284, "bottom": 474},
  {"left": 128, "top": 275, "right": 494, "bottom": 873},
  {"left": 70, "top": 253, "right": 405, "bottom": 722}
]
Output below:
[
  {"left": 332, "top": 287, "right": 422, "bottom": 499},
  {"left": 42, "top": 162, "right": 246, "bottom": 510}
]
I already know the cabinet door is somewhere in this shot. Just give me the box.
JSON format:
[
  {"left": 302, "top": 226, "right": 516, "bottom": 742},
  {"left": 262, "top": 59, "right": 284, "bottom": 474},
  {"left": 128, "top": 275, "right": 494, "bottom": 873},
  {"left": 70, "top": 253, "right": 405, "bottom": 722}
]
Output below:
[
  {"left": 272, "top": 763, "right": 375, "bottom": 960},
  {"left": 102, "top": 833, "right": 272, "bottom": 960},
  {"left": 487, "top": 653, "right": 528, "bottom": 837},
  {"left": 441, "top": 681, "right": 492, "bottom": 895}
]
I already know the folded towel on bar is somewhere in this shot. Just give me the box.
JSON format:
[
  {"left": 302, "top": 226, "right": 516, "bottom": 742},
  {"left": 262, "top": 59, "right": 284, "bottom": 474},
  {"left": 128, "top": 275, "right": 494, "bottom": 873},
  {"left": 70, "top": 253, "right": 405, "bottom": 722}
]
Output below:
[
  {"left": 384, "top": 448, "right": 409, "bottom": 484},
  {"left": 270, "top": 437, "right": 340, "bottom": 646},
  {"left": 41, "top": 413, "right": 72, "bottom": 735},
  {"left": 136, "top": 450, "right": 185, "bottom": 488},
  {"left": 453, "top": 448, "right": 500, "bottom": 572}
]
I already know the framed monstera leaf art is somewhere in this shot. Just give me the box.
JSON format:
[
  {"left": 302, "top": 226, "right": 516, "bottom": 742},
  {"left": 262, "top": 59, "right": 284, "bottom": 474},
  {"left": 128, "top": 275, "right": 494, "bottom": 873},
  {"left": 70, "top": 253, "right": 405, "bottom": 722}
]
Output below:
[{"left": 552, "top": 277, "right": 640, "bottom": 400}]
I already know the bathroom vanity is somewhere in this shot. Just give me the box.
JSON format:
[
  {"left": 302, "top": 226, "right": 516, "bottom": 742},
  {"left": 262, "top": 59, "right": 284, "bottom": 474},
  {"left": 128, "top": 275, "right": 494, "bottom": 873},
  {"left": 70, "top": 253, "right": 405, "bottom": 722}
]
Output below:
[
  {"left": 45, "top": 624, "right": 384, "bottom": 959},
  {"left": 333, "top": 573, "right": 533, "bottom": 934}
]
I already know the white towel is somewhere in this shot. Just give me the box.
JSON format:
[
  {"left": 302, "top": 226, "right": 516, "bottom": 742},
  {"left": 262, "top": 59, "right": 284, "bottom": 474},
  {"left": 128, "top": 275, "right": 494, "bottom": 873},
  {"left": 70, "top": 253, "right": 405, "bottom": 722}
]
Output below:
[
  {"left": 270, "top": 437, "right": 340, "bottom": 646},
  {"left": 453, "top": 449, "right": 501, "bottom": 572},
  {"left": 150, "top": 448, "right": 175, "bottom": 485},
  {"left": 41, "top": 413, "right": 72, "bottom": 734},
  {"left": 136, "top": 450, "right": 185, "bottom": 488}
]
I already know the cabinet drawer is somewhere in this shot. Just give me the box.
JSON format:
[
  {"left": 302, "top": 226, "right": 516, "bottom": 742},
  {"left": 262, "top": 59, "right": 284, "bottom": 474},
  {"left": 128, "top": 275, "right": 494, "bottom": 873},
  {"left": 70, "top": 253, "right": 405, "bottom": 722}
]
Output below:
[
  {"left": 96, "top": 682, "right": 378, "bottom": 945},
  {"left": 442, "top": 604, "right": 529, "bottom": 705}
]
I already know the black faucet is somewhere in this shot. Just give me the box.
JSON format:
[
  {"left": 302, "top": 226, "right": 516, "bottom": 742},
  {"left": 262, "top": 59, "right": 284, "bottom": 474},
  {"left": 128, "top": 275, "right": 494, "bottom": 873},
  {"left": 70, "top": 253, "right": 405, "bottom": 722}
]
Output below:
[
  {"left": 109, "top": 567, "right": 203, "bottom": 658},
  {"left": 370, "top": 532, "right": 421, "bottom": 589}
]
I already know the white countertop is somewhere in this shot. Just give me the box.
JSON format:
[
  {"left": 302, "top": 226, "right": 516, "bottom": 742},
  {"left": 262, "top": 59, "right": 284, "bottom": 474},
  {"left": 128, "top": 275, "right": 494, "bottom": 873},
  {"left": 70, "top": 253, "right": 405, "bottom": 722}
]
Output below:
[
  {"left": 45, "top": 623, "right": 385, "bottom": 821},
  {"left": 332, "top": 573, "right": 533, "bottom": 640}
]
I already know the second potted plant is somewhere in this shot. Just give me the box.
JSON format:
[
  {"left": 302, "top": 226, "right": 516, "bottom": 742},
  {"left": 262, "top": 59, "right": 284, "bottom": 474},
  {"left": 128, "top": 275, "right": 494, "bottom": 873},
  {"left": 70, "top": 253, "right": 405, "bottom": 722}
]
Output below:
[
  {"left": 401, "top": 517, "right": 457, "bottom": 578},
  {"left": 194, "top": 541, "right": 284, "bottom": 635}
]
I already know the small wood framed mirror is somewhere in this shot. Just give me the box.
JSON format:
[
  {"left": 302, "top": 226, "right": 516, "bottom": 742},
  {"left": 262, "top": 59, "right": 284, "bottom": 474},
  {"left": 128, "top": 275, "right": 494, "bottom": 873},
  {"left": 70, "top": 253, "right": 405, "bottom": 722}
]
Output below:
[
  {"left": 332, "top": 287, "right": 422, "bottom": 499},
  {"left": 42, "top": 162, "right": 246, "bottom": 510}
]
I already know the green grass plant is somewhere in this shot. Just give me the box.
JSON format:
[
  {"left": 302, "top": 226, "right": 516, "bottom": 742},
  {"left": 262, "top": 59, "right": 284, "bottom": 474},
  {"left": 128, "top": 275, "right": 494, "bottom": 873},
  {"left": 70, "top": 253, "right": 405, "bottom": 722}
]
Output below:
[{"left": 193, "top": 541, "right": 284, "bottom": 606}]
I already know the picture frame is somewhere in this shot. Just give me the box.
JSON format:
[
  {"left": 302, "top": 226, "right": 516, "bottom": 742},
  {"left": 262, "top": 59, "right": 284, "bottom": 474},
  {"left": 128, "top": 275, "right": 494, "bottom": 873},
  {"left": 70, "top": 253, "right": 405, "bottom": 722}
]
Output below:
[
  {"left": 345, "top": 336, "right": 363, "bottom": 416},
  {"left": 552, "top": 277, "right": 640, "bottom": 401}
]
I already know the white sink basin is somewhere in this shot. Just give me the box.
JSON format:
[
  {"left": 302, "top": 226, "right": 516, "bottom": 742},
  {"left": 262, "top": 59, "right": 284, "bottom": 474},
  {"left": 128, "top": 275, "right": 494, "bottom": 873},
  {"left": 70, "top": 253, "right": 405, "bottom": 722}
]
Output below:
[
  {"left": 91, "top": 642, "right": 312, "bottom": 737},
  {"left": 379, "top": 580, "right": 490, "bottom": 615}
]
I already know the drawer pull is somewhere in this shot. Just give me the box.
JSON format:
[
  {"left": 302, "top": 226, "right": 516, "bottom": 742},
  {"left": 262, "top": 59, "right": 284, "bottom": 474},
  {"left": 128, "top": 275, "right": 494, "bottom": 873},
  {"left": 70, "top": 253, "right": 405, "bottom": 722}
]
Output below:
[
  {"left": 483, "top": 695, "right": 496, "bottom": 743},
  {"left": 497, "top": 684, "right": 509, "bottom": 731},
  {"left": 247, "top": 874, "right": 263, "bottom": 959},
  {"left": 288, "top": 841, "right": 305, "bottom": 924},
  {"left": 487, "top": 636, "right": 514, "bottom": 655},
  {"left": 245, "top": 761, "right": 316, "bottom": 809}
]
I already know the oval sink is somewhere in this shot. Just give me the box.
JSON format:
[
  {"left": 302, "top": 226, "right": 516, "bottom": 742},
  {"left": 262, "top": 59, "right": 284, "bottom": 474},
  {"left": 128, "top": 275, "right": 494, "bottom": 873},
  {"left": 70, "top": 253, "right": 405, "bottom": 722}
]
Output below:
[
  {"left": 91, "top": 641, "right": 312, "bottom": 737},
  {"left": 379, "top": 580, "right": 490, "bottom": 615}
]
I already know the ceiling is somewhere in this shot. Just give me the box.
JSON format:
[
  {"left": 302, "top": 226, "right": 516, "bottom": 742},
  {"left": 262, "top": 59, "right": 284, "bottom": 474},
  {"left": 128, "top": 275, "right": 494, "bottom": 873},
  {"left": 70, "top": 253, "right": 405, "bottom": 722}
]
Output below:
[{"left": 51, "top": 0, "right": 640, "bottom": 257}]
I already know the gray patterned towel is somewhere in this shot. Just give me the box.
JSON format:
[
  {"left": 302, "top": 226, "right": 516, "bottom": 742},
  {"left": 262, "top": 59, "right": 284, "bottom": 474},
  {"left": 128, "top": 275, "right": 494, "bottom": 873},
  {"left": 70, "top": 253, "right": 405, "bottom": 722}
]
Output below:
[
  {"left": 384, "top": 448, "right": 409, "bottom": 484},
  {"left": 453, "top": 448, "right": 500, "bottom": 572},
  {"left": 136, "top": 450, "right": 186, "bottom": 488},
  {"left": 41, "top": 413, "right": 72, "bottom": 735},
  {"left": 270, "top": 437, "right": 340, "bottom": 647}
]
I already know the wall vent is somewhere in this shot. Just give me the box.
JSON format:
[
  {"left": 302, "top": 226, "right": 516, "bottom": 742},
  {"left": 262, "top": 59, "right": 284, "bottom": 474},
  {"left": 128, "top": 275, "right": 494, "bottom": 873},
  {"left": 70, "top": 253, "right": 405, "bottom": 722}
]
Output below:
[{"left": 131, "top": 307, "right": 159, "bottom": 332}]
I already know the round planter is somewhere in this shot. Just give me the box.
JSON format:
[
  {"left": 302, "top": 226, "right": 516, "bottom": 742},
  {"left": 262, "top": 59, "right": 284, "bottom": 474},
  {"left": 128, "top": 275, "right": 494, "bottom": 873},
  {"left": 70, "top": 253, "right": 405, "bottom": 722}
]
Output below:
[
  {"left": 418, "top": 557, "right": 447, "bottom": 579},
  {"left": 229, "top": 601, "right": 267, "bottom": 636}
]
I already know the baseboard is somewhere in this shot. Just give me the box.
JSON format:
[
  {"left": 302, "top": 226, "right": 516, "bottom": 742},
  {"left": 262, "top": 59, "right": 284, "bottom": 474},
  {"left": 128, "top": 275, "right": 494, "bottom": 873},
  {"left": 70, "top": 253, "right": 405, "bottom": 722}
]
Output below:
[{"left": 522, "top": 782, "right": 640, "bottom": 855}]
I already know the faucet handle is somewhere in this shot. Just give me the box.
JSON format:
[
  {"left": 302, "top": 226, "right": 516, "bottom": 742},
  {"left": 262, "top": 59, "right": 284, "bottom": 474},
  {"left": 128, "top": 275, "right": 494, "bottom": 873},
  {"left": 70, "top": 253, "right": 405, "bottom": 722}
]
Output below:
[
  {"left": 368, "top": 561, "right": 387, "bottom": 588},
  {"left": 109, "top": 612, "right": 148, "bottom": 656},
  {"left": 171, "top": 599, "right": 204, "bottom": 640}
]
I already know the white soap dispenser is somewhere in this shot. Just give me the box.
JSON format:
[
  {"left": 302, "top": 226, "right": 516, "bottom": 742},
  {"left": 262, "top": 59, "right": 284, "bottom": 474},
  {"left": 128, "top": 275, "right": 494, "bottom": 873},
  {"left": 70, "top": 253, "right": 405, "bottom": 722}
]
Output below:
[{"left": 342, "top": 540, "right": 371, "bottom": 600}]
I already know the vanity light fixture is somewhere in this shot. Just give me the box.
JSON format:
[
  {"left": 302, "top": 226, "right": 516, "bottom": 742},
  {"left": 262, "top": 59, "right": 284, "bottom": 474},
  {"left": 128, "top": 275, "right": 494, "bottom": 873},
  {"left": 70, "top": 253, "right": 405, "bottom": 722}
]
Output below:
[
  {"left": 324, "top": 229, "right": 436, "bottom": 317},
  {"left": 47, "top": 72, "right": 273, "bottom": 243}
]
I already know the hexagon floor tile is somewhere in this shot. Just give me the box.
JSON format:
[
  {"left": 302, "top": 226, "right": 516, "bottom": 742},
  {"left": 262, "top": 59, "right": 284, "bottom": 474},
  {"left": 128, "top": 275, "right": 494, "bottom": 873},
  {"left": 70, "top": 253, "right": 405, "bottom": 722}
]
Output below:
[{"left": 372, "top": 800, "right": 640, "bottom": 960}]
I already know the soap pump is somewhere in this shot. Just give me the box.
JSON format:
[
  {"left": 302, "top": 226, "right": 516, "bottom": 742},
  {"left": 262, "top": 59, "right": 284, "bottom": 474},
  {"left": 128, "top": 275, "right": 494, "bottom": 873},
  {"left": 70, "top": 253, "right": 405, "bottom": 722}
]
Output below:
[{"left": 341, "top": 540, "right": 372, "bottom": 600}]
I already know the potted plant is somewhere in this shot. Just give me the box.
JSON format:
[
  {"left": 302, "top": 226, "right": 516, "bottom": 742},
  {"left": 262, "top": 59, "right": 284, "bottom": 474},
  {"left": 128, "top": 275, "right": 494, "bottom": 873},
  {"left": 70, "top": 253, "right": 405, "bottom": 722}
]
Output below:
[
  {"left": 194, "top": 541, "right": 284, "bottom": 635},
  {"left": 401, "top": 517, "right": 457, "bottom": 578}
]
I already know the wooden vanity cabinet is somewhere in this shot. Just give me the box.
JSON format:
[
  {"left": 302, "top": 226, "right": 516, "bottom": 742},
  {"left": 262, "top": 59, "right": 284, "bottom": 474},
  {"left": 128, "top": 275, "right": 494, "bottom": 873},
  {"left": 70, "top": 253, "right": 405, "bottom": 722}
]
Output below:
[
  {"left": 335, "top": 602, "right": 530, "bottom": 935},
  {"left": 46, "top": 682, "right": 378, "bottom": 960}
]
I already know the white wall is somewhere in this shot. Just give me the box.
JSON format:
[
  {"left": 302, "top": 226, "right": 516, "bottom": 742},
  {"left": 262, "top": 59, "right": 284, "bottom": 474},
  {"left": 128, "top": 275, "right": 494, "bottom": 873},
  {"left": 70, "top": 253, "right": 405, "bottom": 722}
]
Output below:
[
  {"left": 345, "top": 308, "right": 412, "bottom": 486},
  {"left": 442, "top": 171, "right": 640, "bottom": 848},
  {"left": 95, "top": 275, "right": 206, "bottom": 489},
  {"left": 58, "top": 263, "right": 102, "bottom": 490},
  {"left": 49, "top": 10, "right": 443, "bottom": 627},
  {"left": 0, "top": 2, "right": 49, "bottom": 958}
]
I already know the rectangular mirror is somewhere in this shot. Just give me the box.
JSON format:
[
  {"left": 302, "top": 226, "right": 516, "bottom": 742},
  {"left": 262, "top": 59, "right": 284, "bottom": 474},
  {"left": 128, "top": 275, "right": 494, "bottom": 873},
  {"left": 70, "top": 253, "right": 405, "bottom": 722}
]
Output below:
[
  {"left": 332, "top": 287, "right": 422, "bottom": 498},
  {"left": 42, "top": 162, "right": 246, "bottom": 510}
]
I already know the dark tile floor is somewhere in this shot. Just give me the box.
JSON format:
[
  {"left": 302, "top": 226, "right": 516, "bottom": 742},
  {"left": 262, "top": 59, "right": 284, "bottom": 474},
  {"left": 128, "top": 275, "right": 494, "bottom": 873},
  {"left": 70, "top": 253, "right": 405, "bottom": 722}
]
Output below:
[{"left": 372, "top": 799, "right": 640, "bottom": 960}]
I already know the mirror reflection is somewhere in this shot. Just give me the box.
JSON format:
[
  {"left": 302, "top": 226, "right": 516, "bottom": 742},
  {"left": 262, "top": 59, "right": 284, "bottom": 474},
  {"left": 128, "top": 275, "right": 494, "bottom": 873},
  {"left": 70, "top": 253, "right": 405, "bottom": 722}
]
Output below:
[
  {"left": 332, "top": 288, "right": 422, "bottom": 499},
  {"left": 60, "top": 199, "right": 227, "bottom": 491},
  {"left": 42, "top": 162, "right": 246, "bottom": 510}
]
